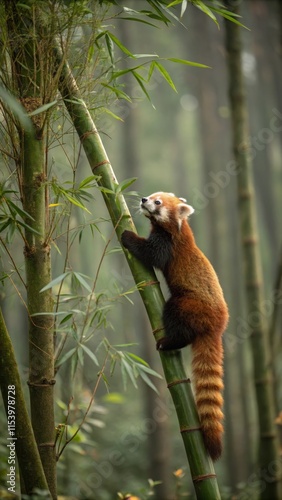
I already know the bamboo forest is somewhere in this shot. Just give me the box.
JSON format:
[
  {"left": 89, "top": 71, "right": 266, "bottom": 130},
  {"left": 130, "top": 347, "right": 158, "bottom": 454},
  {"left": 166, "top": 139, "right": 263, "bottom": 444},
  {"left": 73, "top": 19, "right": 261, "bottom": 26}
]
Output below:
[{"left": 0, "top": 1, "right": 281, "bottom": 499}]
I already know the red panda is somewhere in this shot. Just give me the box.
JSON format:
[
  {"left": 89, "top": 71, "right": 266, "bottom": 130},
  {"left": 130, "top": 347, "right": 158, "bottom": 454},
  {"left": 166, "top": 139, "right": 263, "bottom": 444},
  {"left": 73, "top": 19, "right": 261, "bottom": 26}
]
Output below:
[{"left": 121, "top": 192, "right": 229, "bottom": 461}]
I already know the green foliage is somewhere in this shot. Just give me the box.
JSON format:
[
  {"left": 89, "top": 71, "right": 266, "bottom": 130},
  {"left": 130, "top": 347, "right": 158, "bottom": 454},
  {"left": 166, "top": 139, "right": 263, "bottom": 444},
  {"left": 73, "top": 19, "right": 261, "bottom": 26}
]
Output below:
[{"left": 0, "top": 182, "right": 40, "bottom": 242}]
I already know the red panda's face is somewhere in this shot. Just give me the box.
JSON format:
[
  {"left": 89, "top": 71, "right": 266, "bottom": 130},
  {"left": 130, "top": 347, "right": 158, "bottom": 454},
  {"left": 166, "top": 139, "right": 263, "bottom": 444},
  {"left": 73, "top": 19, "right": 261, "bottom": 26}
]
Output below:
[{"left": 140, "top": 192, "right": 194, "bottom": 227}]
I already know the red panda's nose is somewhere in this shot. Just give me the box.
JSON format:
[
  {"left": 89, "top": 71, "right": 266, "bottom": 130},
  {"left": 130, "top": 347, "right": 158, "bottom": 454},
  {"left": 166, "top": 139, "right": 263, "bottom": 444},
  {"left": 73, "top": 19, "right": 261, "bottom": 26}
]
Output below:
[{"left": 141, "top": 197, "right": 148, "bottom": 204}]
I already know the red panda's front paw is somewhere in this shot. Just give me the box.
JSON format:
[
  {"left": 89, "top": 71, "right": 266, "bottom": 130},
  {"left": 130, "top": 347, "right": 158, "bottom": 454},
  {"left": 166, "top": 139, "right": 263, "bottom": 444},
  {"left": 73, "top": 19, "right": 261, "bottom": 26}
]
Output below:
[{"left": 121, "top": 230, "right": 137, "bottom": 249}]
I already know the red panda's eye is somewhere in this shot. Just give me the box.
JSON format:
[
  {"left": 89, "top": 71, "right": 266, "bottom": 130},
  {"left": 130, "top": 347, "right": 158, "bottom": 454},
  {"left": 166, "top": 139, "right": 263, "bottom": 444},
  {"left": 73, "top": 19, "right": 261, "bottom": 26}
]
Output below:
[{"left": 155, "top": 200, "right": 161, "bottom": 205}]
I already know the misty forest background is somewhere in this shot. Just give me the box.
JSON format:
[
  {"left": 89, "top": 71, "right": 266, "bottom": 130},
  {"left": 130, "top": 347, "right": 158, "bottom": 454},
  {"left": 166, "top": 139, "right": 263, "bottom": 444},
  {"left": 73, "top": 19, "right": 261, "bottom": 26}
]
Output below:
[{"left": 0, "top": 1, "right": 282, "bottom": 500}]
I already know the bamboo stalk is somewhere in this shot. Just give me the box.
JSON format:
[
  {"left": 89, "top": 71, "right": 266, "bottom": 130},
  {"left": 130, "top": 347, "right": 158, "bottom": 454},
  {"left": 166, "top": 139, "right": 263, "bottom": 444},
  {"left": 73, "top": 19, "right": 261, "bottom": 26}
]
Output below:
[
  {"left": 0, "top": 307, "right": 51, "bottom": 497},
  {"left": 224, "top": 4, "right": 281, "bottom": 499},
  {"left": 55, "top": 46, "right": 221, "bottom": 499},
  {"left": 4, "top": 3, "right": 57, "bottom": 497}
]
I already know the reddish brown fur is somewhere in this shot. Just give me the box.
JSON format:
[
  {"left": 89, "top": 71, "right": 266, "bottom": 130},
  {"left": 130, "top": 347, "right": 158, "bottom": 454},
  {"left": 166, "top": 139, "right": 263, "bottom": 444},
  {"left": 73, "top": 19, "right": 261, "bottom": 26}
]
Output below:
[{"left": 146, "top": 194, "right": 228, "bottom": 460}]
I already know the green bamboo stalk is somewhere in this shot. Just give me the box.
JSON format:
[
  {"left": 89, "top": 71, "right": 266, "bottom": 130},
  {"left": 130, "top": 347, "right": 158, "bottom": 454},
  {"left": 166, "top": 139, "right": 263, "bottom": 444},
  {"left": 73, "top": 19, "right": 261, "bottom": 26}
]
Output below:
[
  {"left": 224, "top": 4, "right": 281, "bottom": 499},
  {"left": 4, "top": 3, "right": 57, "bottom": 497},
  {"left": 55, "top": 46, "right": 221, "bottom": 499},
  {"left": 0, "top": 307, "right": 51, "bottom": 497}
]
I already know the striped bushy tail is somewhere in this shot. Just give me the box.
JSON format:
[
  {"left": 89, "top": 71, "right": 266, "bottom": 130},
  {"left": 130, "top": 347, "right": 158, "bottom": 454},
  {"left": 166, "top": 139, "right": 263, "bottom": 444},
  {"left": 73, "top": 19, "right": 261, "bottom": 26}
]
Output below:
[{"left": 191, "top": 335, "right": 224, "bottom": 461}]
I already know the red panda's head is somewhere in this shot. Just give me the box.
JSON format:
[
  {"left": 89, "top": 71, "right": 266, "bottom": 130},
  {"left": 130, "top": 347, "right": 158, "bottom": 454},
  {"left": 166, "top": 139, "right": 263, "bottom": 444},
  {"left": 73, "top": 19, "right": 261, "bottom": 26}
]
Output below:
[{"left": 140, "top": 192, "right": 194, "bottom": 230}]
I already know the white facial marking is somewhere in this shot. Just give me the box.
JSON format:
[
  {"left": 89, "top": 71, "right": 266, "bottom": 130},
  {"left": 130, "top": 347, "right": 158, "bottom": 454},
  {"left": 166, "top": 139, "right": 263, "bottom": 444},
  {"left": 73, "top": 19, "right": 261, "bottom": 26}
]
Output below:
[{"left": 154, "top": 206, "right": 169, "bottom": 223}]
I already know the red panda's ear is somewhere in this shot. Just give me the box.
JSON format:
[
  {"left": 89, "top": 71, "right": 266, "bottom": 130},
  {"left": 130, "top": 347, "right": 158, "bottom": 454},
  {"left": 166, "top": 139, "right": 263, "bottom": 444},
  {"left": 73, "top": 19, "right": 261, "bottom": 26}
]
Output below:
[{"left": 178, "top": 203, "right": 195, "bottom": 219}]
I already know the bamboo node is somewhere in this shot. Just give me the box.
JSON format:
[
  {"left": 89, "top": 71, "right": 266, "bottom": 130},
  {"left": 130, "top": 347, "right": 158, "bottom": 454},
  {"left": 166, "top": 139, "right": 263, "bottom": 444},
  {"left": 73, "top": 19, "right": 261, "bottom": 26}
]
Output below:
[
  {"left": 239, "top": 190, "right": 252, "bottom": 199},
  {"left": 167, "top": 378, "right": 191, "bottom": 388},
  {"left": 255, "top": 377, "right": 271, "bottom": 386},
  {"left": 260, "top": 432, "right": 276, "bottom": 439},
  {"left": 28, "top": 378, "right": 56, "bottom": 387},
  {"left": 243, "top": 236, "right": 258, "bottom": 245},
  {"left": 246, "top": 281, "right": 262, "bottom": 289},
  {"left": 38, "top": 442, "right": 55, "bottom": 448},
  {"left": 24, "top": 245, "right": 36, "bottom": 257},
  {"left": 143, "top": 280, "right": 160, "bottom": 287},
  {"left": 80, "top": 129, "right": 98, "bottom": 141},
  {"left": 92, "top": 159, "right": 111, "bottom": 170},
  {"left": 180, "top": 425, "right": 201, "bottom": 434},
  {"left": 152, "top": 327, "right": 164, "bottom": 336},
  {"left": 192, "top": 473, "right": 217, "bottom": 483}
]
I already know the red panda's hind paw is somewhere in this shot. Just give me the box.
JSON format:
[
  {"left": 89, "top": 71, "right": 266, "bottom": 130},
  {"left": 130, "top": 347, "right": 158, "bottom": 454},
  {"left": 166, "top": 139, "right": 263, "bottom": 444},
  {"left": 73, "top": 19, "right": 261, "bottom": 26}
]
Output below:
[
  {"left": 156, "top": 337, "right": 167, "bottom": 350},
  {"left": 156, "top": 336, "right": 183, "bottom": 351}
]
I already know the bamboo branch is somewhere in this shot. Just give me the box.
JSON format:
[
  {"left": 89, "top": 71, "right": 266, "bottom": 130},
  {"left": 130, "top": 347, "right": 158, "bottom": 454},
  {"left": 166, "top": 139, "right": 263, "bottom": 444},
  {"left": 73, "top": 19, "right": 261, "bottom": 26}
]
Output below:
[{"left": 54, "top": 44, "right": 221, "bottom": 499}]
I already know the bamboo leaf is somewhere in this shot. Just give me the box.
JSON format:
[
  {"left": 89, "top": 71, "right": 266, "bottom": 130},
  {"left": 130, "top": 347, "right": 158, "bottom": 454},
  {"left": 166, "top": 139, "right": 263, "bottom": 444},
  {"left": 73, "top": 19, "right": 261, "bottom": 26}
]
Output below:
[
  {"left": 167, "top": 0, "right": 182, "bottom": 7},
  {"left": 0, "top": 219, "right": 12, "bottom": 233},
  {"left": 77, "top": 345, "right": 84, "bottom": 365},
  {"left": 132, "top": 53, "right": 159, "bottom": 59},
  {"left": 180, "top": 0, "right": 188, "bottom": 17},
  {"left": 153, "top": 61, "right": 177, "bottom": 92},
  {"left": 56, "top": 347, "right": 76, "bottom": 368},
  {"left": 31, "top": 311, "right": 69, "bottom": 317},
  {"left": 132, "top": 71, "right": 154, "bottom": 106},
  {"left": 147, "top": 60, "right": 156, "bottom": 82},
  {"left": 28, "top": 100, "right": 58, "bottom": 117},
  {"left": 110, "top": 65, "right": 144, "bottom": 81},
  {"left": 16, "top": 219, "right": 42, "bottom": 235},
  {"left": 167, "top": 57, "right": 210, "bottom": 69},
  {"left": 105, "top": 33, "right": 114, "bottom": 64},
  {"left": 146, "top": 0, "right": 171, "bottom": 25},
  {"left": 120, "top": 357, "right": 138, "bottom": 388},
  {"left": 71, "top": 350, "right": 79, "bottom": 377},
  {"left": 208, "top": 5, "right": 249, "bottom": 29},
  {"left": 124, "top": 352, "right": 149, "bottom": 366},
  {"left": 139, "top": 370, "right": 159, "bottom": 393},
  {"left": 166, "top": 0, "right": 190, "bottom": 18},
  {"left": 6, "top": 200, "right": 35, "bottom": 220},
  {"left": 100, "top": 107, "right": 124, "bottom": 122},
  {"left": 193, "top": 0, "right": 218, "bottom": 26},
  {"left": 101, "top": 83, "right": 132, "bottom": 102},
  {"left": 78, "top": 175, "right": 99, "bottom": 189},
  {"left": 40, "top": 272, "right": 69, "bottom": 293},
  {"left": 59, "top": 313, "right": 73, "bottom": 325},
  {"left": 80, "top": 344, "right": 99, "bottom": 366},
  {"left": 113, "top": 343, "right": 139, "bottom": 348},
  {"left": 64, "top": 192, "right": 91, "bottom": 214},
  {"left": 72, "top": 272, "right": 92, "bottom": 293},
  {"left": 135, "top": 363, "right": 163, "bottom": 378},
  {"left": 6, "top": 220, "right": 16, "bottom": 242},
  {"left": 107, "top": 32, "right": 136, "bottom": 58},
  {"left": 119, "top": 16, "right": 160, "bottom": 28},
  {"left": 96, "top": 186, "right": 116, "bottom": 195},
  {"left": 121, "top": 7, "right": 160, "bottom": 27},
  {"left": 116, "top": 177, "right": 137, "bottom": 194}
]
